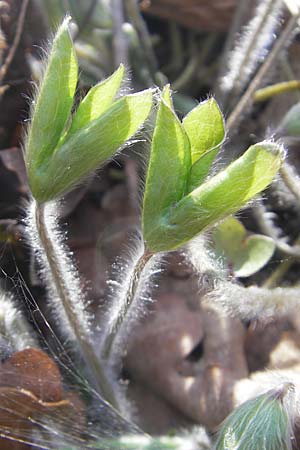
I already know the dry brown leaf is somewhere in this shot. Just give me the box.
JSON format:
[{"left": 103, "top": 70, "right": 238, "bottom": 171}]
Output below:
[
  {"left": 0, "top": 348, "right": 63, "bottom": 402},
  {"left": 140, "top": 0, "right": 237, "bottom": 32},
  {"left": 0, "top": 348, "right": 86, "bottom": 449}
]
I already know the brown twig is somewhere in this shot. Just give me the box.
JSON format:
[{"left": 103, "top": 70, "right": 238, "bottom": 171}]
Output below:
[{"left": 0, "top": 0, "right": 29, "bottom": 85}]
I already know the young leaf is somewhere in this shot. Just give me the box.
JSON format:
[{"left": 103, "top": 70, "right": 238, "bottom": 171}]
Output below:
[
  {"left": 31, "top": 90, "right": 153, "bottom": 202},
  {"left": 67, "top": 64, "right": 125, "bottom": 136},
  {"left": 142, "top": 86, "right": 191, "bottom": 244},
  {"left": 145, "top": 141, "right": 283, "bottom": 252},
  {"left": 183, "top": 98, "right": 225, "bottom": 191},
  {"left": 214, "top": 384, "right": 294, "bottom": 450},
  {"left": 26, "top": 17, "right": 78, "bottom": 182},
  {"left": 212, "top": 216, "right": 275, "bottom": 277}
]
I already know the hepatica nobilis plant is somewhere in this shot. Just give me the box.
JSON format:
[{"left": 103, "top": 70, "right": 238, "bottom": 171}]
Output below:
[{"left": 24, "top": 15, "right": 283, "bottom": 428}]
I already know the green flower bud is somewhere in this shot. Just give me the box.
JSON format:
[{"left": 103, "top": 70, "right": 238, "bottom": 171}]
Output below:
[
  {"left": 214, "top": 383, "right": 295, "bottom": 450},
  {"left": 25, "top": 19, "right": 152, "bottom": 203},
  {"left": 142, "top": 85, "right": 191, "bottom": 245},
  {"left": 142, "top": 84, "right": 283, "bottom": 252},
  {"left": 33, "top": 90, "right": 153, "bottom": 202}
]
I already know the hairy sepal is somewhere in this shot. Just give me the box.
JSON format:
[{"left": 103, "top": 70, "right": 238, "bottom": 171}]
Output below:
[
  {"left": 142, "top": 86, "right": 191, "bottom": 246},
  {"left": 31, "top": 89, "right": 153, "bottom": 202},
  {"left": 67, "top": 64, "right": 125, "bottom": 136},
  {"left": 214, "top": 384, "right": 294, "bottom": 450},
  {"left": 146, "top": 142, "right": 283, "bottom": 252},
  {"left": 26, "top": 17, "right": 78, "bottom": 190},
  {"left": 183, "top": 98, "right": 225, "bottom": 191},
  {"left": 183, "top": 98, "right": 224, "bottom": 164}
]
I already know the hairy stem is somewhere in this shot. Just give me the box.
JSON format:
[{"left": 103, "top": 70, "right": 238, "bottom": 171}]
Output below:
[
  {"left": 102, "top": 249, "right": 154, "bottom": 360},
  {"left": 215, "top": 0, "right": 252, "bottom": 103},
  {"left": 227, "top": 14, "right": 299, "bottom": 132},
  {"left": 34, "top": 202, "right": 119, "bottom": 410}
]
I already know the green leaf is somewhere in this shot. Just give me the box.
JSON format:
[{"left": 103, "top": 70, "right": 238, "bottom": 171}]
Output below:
[
  {"left": 31, "top": 89, "right": 153, "bottom": 202},
  {"left": 142, "top": 87, "right": 191, "bottom": 246},
  {"left": 183, "top": 98, "right": 224, "bottom": 191},
  {"left": 145, "top": 141, "right": 283, "bottom": 252},
  {"left": 212, "top": 217, "right": 275, "bottom": 277},
  {"left": 67, "top": 64, "right": 125, "bottom": 136},
  {"left": 214, "top": 384, "right": 293, "bottom": 450},
  {"left": 26, "top": 17, "right": 78, "bottom": 184}
]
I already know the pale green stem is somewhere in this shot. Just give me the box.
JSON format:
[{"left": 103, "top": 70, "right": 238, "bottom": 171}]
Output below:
[
  {"left": 254, "top": 80, "right": 300, "bottom": 102},
  {"left": 263, "top": 258, "right": 293, "bottom": 289}
]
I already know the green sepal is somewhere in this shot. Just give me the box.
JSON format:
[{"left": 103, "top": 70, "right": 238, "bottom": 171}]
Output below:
[
  {"left": 183, "top": 98, "right": 225, "bottom": 191},
  {"left": 145, "top": 142, "right": 283, "bottom": 252},
  {"left": 26, "top": 17, "right": 78, "bottom": 182},
  {"left": 30, "top": 90, "right": 153, "bottom": 202},
  {"left": 188, "top": 146, "right": 219, "bottom": 192},
  {"left": 142, "top": 86, "right": 191, "bottom": 244},
  {"left": 161, "top": 84, "right": 174, "bottom": 109},
  {"left": 212, "top": 216, "right": 275, "bottom": 277},
  {"left": 214, "top": 385, "right": 293, "bottom": 450},
  {"left": 183, "top": 97, "right": 225, "bottom": 163},
  {"left": 67, "top": 64, "right": 125, "bottom": 136}
]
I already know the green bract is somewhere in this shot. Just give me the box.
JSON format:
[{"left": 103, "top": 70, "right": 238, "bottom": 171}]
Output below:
[
  {"left": 26, "top": 17, "right": 152, "bottom": 203},
  {"left": 142, "top": 87, "right": 283, "bottom": 252},
  {"left": 214, "top": 385, "right": 293, "bottom": 450}
]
